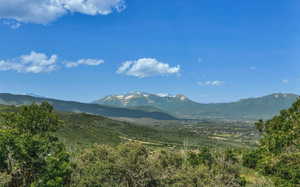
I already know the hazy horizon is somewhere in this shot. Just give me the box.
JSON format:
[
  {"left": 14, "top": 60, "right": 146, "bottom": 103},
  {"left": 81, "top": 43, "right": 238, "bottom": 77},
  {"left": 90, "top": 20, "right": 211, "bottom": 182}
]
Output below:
[{"left": 1, "top": 90, "right": 298, "bottom": 105}]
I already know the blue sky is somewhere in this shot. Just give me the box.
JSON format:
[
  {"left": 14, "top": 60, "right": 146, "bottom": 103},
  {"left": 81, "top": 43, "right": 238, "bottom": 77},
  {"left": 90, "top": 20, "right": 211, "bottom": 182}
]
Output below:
[{"left": 0, "top": 0, "right": 299, "bottom": 103}]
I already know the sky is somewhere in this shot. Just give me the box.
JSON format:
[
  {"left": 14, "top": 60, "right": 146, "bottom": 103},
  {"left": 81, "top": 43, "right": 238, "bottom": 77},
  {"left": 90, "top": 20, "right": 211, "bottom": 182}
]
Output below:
[{"left": 0, "top": 0, "right": 299, "bottom": 103}]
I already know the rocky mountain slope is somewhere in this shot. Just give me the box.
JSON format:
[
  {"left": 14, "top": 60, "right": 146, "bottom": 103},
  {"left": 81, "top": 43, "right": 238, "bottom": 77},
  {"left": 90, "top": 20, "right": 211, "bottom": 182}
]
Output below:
[
  {"left": 94, "top": 92, "right": 299, "bottom": 120},
  {"left": 0, "top": 93, "right": 177, "bottom": 120}
]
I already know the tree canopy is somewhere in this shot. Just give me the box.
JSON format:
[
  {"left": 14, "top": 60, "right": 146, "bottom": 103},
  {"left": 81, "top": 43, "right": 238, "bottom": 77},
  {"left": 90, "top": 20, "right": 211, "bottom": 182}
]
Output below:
[
  {"left": 0, "top": 102, "right": 72, "bottom": 187},
  {"left": 243, "top": 98, "right": 300, "bottom": 186}
]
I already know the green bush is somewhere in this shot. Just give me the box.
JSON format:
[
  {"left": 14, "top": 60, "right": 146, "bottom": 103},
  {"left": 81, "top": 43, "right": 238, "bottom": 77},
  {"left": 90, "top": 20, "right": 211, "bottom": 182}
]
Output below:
[
  {"left": 187, "top": 147, "right": 214, "bottom": 168},
  {"left": 0, "top": 102, "right": 72, "bottom": 186},
  {"left": 72, "top": 143, "right": 159, "bottom": 186},
  {"left": 224, "top": 149, "right": 238, "bottom": 164},
  {"left": 243, "top": 99, "right": 300, "bottom": 186},
  {"left": 242, "top": 150, "right": 261, "bottom": 169},
  {"left": 72, "top": 143, "right": 246, "bottom": 187}
]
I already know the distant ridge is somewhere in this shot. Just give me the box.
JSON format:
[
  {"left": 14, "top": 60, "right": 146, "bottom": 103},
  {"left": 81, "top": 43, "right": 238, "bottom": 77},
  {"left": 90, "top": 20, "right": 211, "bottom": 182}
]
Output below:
[
  {"left": 24, "top": 93, "right": 47, "bottom": 98},
  {"left": 94, "top": 92, "right": 299, "bottom": 120},
  {"left": 0, "top": 93, "right": 177, "bottom": 120},
  {"left": 0, "top": 92, "right": 298, "bottom": 121}
]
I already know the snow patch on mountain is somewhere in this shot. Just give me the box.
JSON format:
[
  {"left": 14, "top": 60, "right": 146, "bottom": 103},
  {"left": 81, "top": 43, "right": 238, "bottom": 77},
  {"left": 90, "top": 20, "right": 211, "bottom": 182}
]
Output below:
[
  {"left": 95, "top": 91, "right": 191, "bottom": 107},
  {"left": 156, "top": 93, "right": 177, "bottom": 98}
]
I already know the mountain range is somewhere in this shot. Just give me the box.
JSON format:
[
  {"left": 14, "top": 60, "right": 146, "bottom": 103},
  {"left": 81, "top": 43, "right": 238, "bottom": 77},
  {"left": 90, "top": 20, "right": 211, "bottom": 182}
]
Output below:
[
  {"left": 94, "top": 92, "right": 299, "bottom": 120},
  {"left": 0, "top": 93, "right": 176, "bottom": 120},
  {"left": 0, "top": 92, "right": 298, "bottom": 121}
]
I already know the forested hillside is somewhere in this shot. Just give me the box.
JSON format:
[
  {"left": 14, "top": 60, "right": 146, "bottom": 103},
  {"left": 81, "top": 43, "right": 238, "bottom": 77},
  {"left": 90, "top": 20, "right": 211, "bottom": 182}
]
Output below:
[{"left": 0, "top": 99, "right": 299, "bottom": 186}]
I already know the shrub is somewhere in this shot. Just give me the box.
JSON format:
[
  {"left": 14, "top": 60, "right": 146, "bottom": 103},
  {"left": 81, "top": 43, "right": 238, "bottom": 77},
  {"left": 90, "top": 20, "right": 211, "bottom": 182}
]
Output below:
[
  {"left": 224, "top": 149, "right": 238, "bottom": 164},
  {"left": 187, "top": 147, "right": 214, "bottom": 168},
  {"left": 72, "top": 143, "right": 159, "bottom": 186},
  {"left": 243, "top": 99, "right": 300, "bottom": 186},
  {"left": 0, "top": 102, "right": 72, "bottom": 186},
  {"left": 73, "top": 143, "right": 246, "bottom": 187},
  {"left": 242, "top": 150, "right": 261, "bottom": 169}
]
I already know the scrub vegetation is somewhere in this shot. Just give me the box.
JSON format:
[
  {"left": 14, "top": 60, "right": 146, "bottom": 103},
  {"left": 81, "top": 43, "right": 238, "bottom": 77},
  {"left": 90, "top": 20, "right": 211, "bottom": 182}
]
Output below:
[{"left": 0, "top": 99, "right": 299, "bottom": 186}]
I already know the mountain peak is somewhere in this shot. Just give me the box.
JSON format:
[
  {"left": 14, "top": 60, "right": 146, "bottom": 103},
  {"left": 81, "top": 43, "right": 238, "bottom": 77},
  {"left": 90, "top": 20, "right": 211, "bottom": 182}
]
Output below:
[
  {"left": 94, "top": 91, "right": 192, "bottom": 108},
  {"left": 175, "top": 94, "right": 188, "bottom": 101},
  {"left": 104, "top": 92, "right": 190, "bottom": 100}
]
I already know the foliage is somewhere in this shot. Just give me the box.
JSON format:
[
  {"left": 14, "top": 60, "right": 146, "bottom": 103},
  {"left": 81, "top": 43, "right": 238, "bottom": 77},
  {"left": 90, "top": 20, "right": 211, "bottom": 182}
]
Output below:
[
  {"left": 72, "top": 142, "right": 246, "bottom": 187},
  {"left": 242, "top": 150, "right": 261, "bottom": 169},
  {"left": 187, "top": 147, "right": 214, "bottom": 168},
  {"left": 0, "top": 102, "right": 72, "bottom": 187},
  {"left": 0, "top": 101, "right": 292, "bottom": 186},
  {"left": 243, "top": 98, "right": 300, "bottom": 186},
  {"left": 224, "top": 149, "right": 238, "bottom": 164}
]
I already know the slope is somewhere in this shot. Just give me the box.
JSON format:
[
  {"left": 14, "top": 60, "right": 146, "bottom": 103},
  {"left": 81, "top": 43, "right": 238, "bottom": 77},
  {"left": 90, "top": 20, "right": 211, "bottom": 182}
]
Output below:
[{"left": 0, "top": 93, "right": 177, "bottom": 120}]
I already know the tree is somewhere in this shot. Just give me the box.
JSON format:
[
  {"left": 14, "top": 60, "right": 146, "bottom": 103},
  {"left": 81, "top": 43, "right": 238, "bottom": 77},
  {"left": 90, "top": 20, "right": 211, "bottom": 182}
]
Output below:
[
  {"left": 0, "top": 102, "right": 72, "bottom": 187},
  {"left": 243, "top": 98, "right": 300, "bottom": 186}
]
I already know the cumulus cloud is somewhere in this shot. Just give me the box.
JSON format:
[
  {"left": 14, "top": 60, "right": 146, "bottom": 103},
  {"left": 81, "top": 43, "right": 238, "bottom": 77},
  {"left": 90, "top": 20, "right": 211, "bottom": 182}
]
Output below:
[
  {"left": 0, "top": 51, "right": 58, "bottom": 73},
  {"left": 0, "top": 0, "right": 125, "bottom": 25},
  {"left": 0, "top": 51, "right": 104, "bottom": 73},
  {"left": 198, "top": 80, "right": 224, "bottom": 87},
  {"left": 64, "top": 58, "right": 104, "bottom": 68},
  {"left": 2, "top": 20, "right": 21, "bottom": 29},
  {"left": 116, "top": 58, "right": 180, "bottom": 78}
]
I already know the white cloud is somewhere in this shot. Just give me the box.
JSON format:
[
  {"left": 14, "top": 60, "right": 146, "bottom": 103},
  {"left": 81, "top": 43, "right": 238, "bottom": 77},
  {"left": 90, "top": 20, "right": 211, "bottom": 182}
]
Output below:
[
  {"left": 0, "top": 0, "right": 125, "bottom": 25},
  {"left": 282, "top": 79, "right": 289, "bottom": 84},
  {"left": 0, "top": 51, "right": 58, "bottom": 73},
  {"left": 64, "top": 58, "right": 104, "bottom": 68},
  {"left": 198, "top": 80, "right": 224, "bottom": 87},
  {"left": 2, "top": 20, "right": 21, "bottom": 29},
  {"left": 0, "top": 51, "right": 104, "bottom": 73},
  {"left": 61, "top": 0, "right": 125, "bottom": 15},
  {"left": 117, "top": 58, "right": 180, "bottom": 78}
]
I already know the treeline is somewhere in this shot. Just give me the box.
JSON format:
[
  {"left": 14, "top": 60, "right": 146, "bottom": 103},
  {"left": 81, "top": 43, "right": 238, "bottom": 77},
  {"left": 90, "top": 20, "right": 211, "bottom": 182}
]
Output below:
[{"left": 0, "top": 100, "right": 299, "bottom": 186}]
